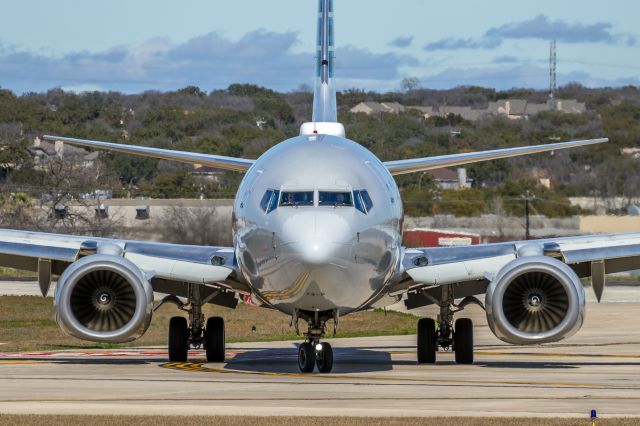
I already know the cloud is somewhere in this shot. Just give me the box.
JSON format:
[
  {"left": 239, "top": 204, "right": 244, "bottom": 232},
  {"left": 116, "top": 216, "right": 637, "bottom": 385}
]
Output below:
[
  {"left": 424, "top": 15, "right": 637, "bottom": 51},
  {"left": 486, "top": 15, "right": 635, "bottom": 45},
  {"left": 0, "top": 31, "right": 417, "bottom": 94},
  {"left": 492, "top": 55, "right": 520, "bottom": 64},
  {"left": 389, "top": 36, "right": 413, "bottom": 48},
  {"left": 424, "top": 37, "right": 501, "bottom": 51},
  {"left": 418, "top": 64, "right": 640, "bottom": 90}
]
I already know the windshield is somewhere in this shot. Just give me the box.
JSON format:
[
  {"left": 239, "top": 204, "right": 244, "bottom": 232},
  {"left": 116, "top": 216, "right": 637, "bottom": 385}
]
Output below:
[
  {"left": 354, "top": 190, "right": 373, "bottom": 214},
  {"left": 280, "top": 191, "right": 314, "bottom": 207},
  {"left": 318, "top": 191, "right": 353, "bottom": 207}
]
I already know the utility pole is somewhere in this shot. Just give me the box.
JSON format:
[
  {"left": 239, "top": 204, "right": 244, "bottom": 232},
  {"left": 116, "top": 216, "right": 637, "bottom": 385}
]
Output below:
[
  {"left": 548, "top": 40, "right": 557, "bottom": 111},
  {"left": 523, "top": 191, "right": 535, "bottom": 240}
]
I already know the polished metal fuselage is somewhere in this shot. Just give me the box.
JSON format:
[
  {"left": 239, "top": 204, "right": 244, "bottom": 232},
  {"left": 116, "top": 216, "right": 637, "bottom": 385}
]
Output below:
[{"left": 234, "top": 134, "right": 403, "bottom": 316}]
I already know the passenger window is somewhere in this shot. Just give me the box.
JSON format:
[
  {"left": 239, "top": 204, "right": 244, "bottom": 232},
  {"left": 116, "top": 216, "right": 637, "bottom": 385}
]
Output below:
[
  {"left": 280, "top": 191, "right": 314, "bottom": 207},
  {"left": 318, "top": 191, "right": 353, "bottom": 207},
  {"left": 354, "top": 190, "right": 373, "bottom": 214}
]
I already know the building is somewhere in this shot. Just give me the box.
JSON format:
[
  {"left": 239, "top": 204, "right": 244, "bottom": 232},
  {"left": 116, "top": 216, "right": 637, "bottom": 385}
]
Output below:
[
  {"left": 28, "top": 137, "right": 99, "bottom": 169},
  {"left": 403, "top": 228, "right": 481, "bottom": 248},
  {"left": 351, "top": 99, "right": 586, "bottom": 121},
  {"left": 426, "top": 167, "right": 473, "bottom": 190},
  {"left": 350, "top": 102, "right": 392, "bottom": 115}
]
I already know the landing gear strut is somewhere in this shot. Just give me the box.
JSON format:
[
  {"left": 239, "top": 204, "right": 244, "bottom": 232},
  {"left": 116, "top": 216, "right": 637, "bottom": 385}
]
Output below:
[
  {"left": 416, "top": 285, "right": 480, "bottom": 365},
  {"left": 295, "top": 310, "right": 335, "bottom": 373},
  {"left": 163, "top": 284, "right": 226, "bottom": 363}
]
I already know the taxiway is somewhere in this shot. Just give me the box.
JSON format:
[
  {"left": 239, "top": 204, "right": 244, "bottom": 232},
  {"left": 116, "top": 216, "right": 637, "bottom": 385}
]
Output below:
[{"left": 1, "top": 288, "right": 640, "bottom": 418}]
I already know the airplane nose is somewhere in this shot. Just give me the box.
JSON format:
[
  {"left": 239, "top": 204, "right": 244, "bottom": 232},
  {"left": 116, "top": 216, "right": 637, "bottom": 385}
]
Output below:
[
  {"left": 281, "top": 211, "right": 353, "bottom": 265},
  {"left": 295, "top": 238, "right": 335, "bottom": 265}
]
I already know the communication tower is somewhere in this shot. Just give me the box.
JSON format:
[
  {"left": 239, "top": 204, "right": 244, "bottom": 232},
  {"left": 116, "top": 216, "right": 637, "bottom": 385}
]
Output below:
[{"left": 548, "top": 40, "right": 557, "bottom": 111}]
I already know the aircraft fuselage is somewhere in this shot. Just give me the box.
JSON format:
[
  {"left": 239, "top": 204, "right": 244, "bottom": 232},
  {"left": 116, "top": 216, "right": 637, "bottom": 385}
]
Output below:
[{"left": 234, "top": 134, "right": 403, "bottom": 317}]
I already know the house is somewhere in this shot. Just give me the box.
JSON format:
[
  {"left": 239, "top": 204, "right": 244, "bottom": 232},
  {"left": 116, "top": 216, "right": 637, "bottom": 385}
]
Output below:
[
  {"left": 439, "top": 106, "right": 486, "bottom": 122},
  {"left": 380, "top": 102, "right": 405, "bottom": 114},
  {"left": 28, "top": 137, "right": 99, "bottom": 169},
  {"left": 427, "top": 167, "right": 473, "bottom": 190},
  {"left": 556, "top": 99, "right": 586, "bottom": 114},
  {"left": 350, "top": 101, "right": 406, "bottom": 115},
  {"left": 350, "top": 102, "right": 391, "bottom": 115},
  {"left": 621, "top": 148, "right": 640, "bottom": 159},
  {"left": 191, "top": 164, "right": 225, "bottom": 182},
  {"left": 351, "top": 98, "right": 586, "bottom": 121},
  {"left": 409, "top": 106, "right": 437, "bottom": 119}
]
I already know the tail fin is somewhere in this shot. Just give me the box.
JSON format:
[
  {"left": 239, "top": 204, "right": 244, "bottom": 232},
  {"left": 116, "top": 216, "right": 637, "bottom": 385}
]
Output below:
[{"left": 312, "top": 0, "right": 337, "bottom": 122}]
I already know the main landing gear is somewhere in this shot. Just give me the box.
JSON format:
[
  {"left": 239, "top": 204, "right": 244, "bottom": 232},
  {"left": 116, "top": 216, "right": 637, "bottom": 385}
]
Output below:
[
  {"left": 159, "top": 285, "right": 226, "bottom": 363},
  {"left": 416, "top": 285, "right": 481, "bottom": 365},
  {"left": 295, "top": 310, "right": 336, "bottom": 373}
]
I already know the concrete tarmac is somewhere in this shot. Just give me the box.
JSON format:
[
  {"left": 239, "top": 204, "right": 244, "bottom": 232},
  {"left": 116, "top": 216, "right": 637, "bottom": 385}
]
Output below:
[{"left": 2, "top": 288, "right": 640, "bottom": 418}]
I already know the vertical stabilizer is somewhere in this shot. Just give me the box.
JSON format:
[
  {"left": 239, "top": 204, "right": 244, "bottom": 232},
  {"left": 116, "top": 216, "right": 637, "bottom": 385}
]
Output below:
[{"left": 312, "top": 0, "right": 338, "bottom": 123}]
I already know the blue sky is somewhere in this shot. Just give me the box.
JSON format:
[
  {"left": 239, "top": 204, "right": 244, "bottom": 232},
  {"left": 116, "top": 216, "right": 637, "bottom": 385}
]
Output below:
[{"left": 0, "top": 0, "right": 638, "bottom": 93}]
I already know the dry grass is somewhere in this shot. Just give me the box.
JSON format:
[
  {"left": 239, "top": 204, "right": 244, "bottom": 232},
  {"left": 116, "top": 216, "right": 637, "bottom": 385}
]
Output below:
[
  {"left": 0, "top": 267, "right": 35, "bottom": 279},
  {"left": 0, "top": 295, "right": 416, "bottom": 352},
  {"left": 0, "top": 415, "right": 635, "bottom": 426}
]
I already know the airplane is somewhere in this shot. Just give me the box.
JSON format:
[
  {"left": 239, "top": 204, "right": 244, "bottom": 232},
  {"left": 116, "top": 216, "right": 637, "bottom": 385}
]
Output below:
[{"left": 1, "top": 0, "right": 639, "bottom": 374}]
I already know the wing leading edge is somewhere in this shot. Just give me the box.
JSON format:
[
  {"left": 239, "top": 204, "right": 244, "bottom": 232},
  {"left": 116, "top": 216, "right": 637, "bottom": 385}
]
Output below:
[
  {"left": 396, "top": 233, "right": 640, "bottom": 308},
  {"left": 43, "top": 135, "right": 255, "bottom": 173},
  {"left": 0, "top": 229, "right": 249, "bottom": 297},
  {"left": 383, "top": 138, "right": 607, "bottom": 175}
]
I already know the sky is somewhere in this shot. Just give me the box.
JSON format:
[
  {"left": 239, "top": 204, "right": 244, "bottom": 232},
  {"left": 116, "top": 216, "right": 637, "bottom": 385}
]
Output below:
[{"left": 0, "top": 0, "right": 638, "bottom": 94}]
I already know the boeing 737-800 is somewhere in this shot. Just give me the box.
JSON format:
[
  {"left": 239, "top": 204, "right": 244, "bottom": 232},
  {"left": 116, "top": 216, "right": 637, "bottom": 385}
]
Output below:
[{"left": 1, "top": 0, "right": 639, "bottom": 373}]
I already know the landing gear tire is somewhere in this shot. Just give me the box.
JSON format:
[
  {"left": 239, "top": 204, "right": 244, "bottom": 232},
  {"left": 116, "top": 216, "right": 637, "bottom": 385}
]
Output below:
[
  {"left": 205, "top": 316, "right": 225, "bottom": 363},
  {"left": 316, "top": 342, "right": 333, "bottom": 373},
  {"left": 417, "top": 317, "right": 437, "bottom": 364},
  {"left": 298, "top": 342, "right": 316, "bottom": 373},
  {"left": 454, "top": 318, "right": 474, "bottom": 365},
  {"left": 168, "top": 316, "right": 189, "bottom": 362}
]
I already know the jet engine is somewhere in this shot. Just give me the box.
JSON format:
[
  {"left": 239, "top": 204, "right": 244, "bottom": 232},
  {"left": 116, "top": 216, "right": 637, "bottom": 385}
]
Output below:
[
  {"left": 54, "top": 254, "right": 154, "bottom": 343},
  {"left": 485, "top": 256, "right": 585, "bottom": 345}
]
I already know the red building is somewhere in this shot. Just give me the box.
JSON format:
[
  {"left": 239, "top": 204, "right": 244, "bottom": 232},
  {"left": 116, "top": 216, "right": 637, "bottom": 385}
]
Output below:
[{"left": 403, "top": 228, "right": 481, "bottom": 248}]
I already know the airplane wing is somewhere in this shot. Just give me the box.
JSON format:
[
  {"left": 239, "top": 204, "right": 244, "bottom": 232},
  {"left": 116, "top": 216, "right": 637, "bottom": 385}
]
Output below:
[
  {"left": 395, "top": 232, "right": 640, "bottom": 309},
  {"left": 42, "top": 135, "right": 255, "bottom": 172},
  {"left": 383, "top": 138, "right": 607, "bottom": 175},
  {"left": 0, "top": 228, "right": 250, "bottom": 301}
]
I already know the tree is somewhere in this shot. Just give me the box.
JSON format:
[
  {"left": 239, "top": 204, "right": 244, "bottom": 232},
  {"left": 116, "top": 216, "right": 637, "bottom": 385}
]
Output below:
[{"left": 401, "top": 77, "right": 420, "bottom": 92}]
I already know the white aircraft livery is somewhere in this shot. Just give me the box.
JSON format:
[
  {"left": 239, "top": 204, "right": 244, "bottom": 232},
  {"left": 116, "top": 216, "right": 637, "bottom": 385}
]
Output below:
[{"left": 2, "top": 0, "right": 639, "bottom": 373}]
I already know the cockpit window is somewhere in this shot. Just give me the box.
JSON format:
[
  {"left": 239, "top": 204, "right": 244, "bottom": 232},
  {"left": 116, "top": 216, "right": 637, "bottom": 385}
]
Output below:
[
  {"left": 353, "top": 190, "right": 373, "bottom": 214},
  {"left": 318, "top": 191, "right": 353, "bottom": 207},
  {"left": 280, "top": 191, "right": 314, "bottom": 207},
  {"left": 260, "top": 189, "right": 280, "bottom": 213}
]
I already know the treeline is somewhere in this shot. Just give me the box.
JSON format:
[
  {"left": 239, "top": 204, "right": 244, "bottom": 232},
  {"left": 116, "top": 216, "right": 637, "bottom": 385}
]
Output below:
[{"left": 1, "top": 83, "right": 639, "bottom": 217}]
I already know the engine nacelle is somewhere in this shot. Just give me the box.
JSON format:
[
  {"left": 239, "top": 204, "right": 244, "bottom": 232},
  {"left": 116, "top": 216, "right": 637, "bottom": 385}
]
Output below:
[
  {"left": 485, "top": 256, "right": 585, "bottom": 345},
  {"left": 54, "top": 254, "right": 154, "bottom": 343}
]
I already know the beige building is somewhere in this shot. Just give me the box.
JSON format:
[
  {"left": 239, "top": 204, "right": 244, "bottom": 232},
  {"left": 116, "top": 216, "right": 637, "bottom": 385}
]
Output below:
[{"left": 351, "top": 98, "right": 586, "bottom": 121}]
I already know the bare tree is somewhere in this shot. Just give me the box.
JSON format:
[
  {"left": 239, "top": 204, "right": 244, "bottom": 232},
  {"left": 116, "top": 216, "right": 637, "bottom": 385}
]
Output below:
[
  {"left": 3, "top": 157, "right": 122, "bottom": 236},
  {"left": 401, "top": 77, "right": 420, "bottom": 92},
  {"left": 156, "top": 204, "right": 232, "bottom": 246}
]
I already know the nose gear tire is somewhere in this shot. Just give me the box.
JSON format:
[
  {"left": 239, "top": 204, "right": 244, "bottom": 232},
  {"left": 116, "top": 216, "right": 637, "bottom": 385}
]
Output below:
[
  {"left": 316, "top": 342, "right": 334, "bottom": 373},
  {"left": 298, "top": 342, "right": 316, "bottom": 373}
]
